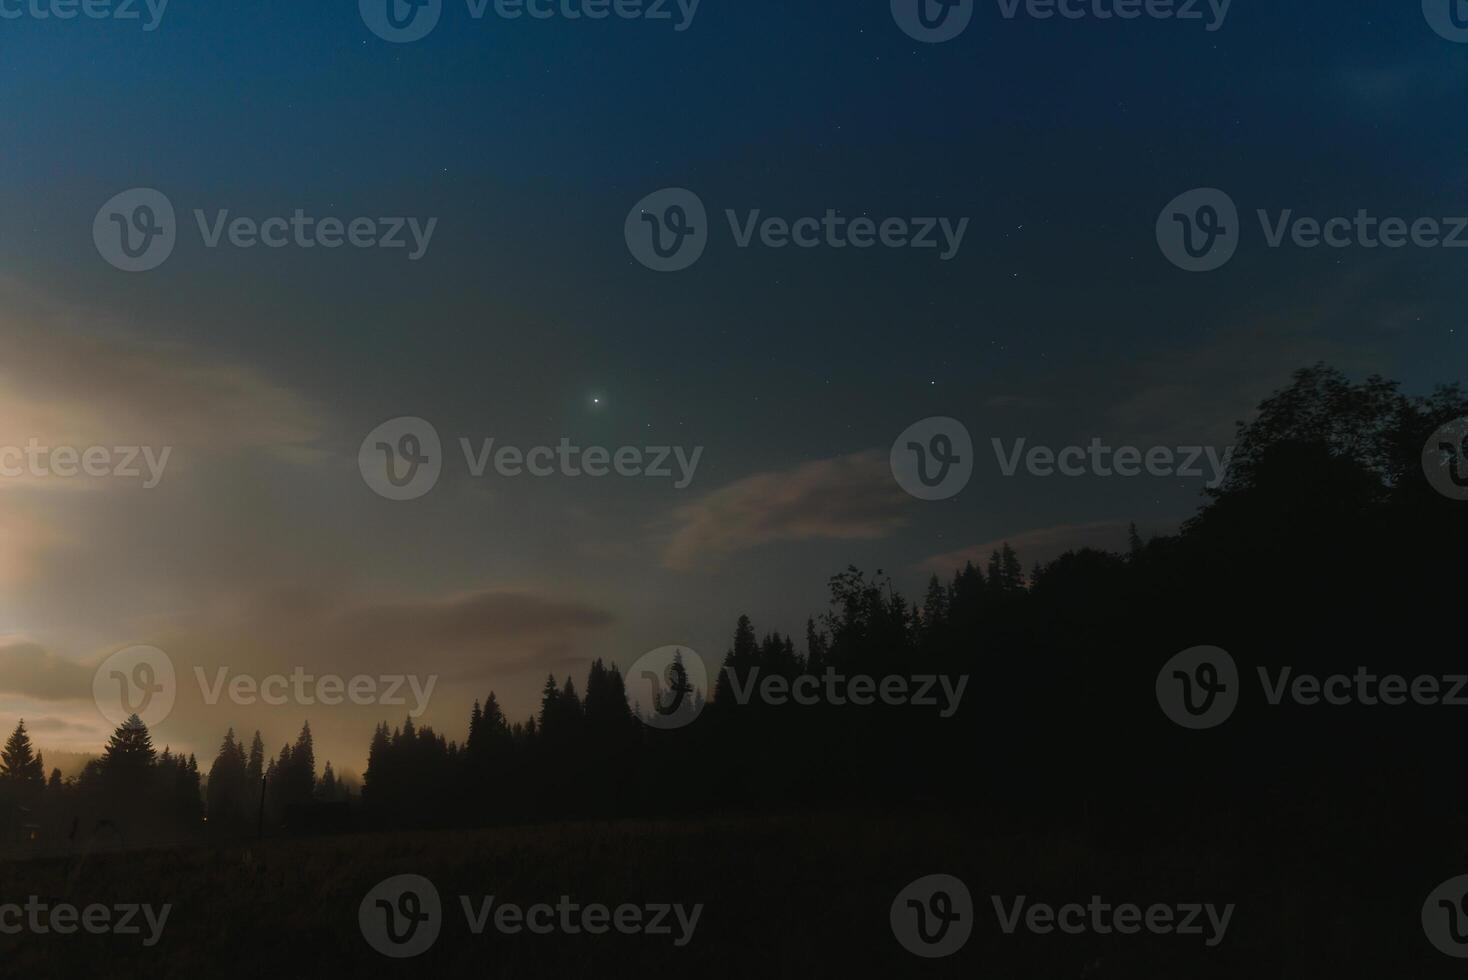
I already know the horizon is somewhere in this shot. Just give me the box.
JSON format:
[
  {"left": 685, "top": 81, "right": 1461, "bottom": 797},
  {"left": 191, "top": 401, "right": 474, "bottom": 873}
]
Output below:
[
  {"left": 4, "top": 2, "right": 1468, "bottom": 973},
  {"left": 5, "top": 0, "right": 1465, "bottom": 785}
]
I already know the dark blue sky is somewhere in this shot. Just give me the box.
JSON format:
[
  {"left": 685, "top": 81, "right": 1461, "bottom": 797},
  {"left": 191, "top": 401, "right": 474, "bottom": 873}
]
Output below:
[{"left": 0, "top": 0, "right": 1463, "bottom": 766}]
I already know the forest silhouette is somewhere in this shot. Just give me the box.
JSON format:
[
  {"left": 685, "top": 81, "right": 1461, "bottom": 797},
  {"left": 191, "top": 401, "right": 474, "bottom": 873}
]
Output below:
[{"left": 3, "top": 364, "right": 1465, "bottom": 853}]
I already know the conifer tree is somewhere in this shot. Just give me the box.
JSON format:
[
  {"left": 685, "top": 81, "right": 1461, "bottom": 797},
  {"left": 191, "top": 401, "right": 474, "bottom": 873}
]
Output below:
[
  {"left": 0, "top": 720, "right": 43, "bottom": 783},
  {"left": 100, "top": 714, "right": 156, "bottom": 776}
]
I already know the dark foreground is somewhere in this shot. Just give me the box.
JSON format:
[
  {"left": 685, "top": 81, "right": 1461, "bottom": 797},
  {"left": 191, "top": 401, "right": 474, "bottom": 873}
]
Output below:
[{"left": 0, "top": 807, "right": 1458, "bottom": 978}]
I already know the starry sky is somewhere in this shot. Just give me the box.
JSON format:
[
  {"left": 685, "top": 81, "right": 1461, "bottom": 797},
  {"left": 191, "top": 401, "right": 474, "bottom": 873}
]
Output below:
[{"left": 0, "top": 0, "right": 1463, "bottom": 774}]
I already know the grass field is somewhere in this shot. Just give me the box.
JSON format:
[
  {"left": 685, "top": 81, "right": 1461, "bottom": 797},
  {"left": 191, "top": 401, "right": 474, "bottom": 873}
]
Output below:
[{"left": 0, "top": 807, "right": 1451, "bottom": 978}]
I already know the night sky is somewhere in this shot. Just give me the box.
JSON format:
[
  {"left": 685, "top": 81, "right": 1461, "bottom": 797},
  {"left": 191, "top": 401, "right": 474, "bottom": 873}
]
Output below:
[{"left": 0, "top": 0, "right": 1463, "bottom": 772}]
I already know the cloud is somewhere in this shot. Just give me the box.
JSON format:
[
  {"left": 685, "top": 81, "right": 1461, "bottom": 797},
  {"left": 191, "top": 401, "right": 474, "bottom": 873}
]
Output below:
[
  {"left": 145, "top": 585, "right": 619, "bottom": 680},
  {"left": 305, "top": 588, "right": 618, "bottom": 674},
  {"left": 917, "top": 519, "right": 1179, "bottom": 577},
  {"left": 0, "top": 506, "right": 74, "bottom": 588},
  {"left": 149, "top": 586, "right": 617, "bottom": 764},
  {"left": 0, "top": 282, "right": 329, "bottom": 599},
  {"left": 21, "top": 716, "right": 94, "bottom": 734},
  {"left": 0, "top": 586, "right": 620, "bottom": 765},
  {"left": 0, "top": 329, "right": 322, "bottom": 458},
  {"left": 1330, "top": 58, "right": 1468, "bottom": 113},
  {"left": 0, "top": 641, "right": 94, "bottom": 701},
  {"left": 0, "top": 287, "right": 324, "bottom": 492},
  {"left": 662, "top": 451, "right": 911, "bottom": 571}
]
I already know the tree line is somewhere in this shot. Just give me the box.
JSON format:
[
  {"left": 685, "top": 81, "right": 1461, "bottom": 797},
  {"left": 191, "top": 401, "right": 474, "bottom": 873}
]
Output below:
[
  {"left": 0, "top": 714, "right": 347, "bottom": 847},
  {"left": 4, "top": 365, "right": 1465, "bottom": 847}
]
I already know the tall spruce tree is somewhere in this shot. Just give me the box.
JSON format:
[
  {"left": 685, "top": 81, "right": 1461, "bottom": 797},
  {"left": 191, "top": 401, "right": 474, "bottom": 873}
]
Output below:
[
  {"left": 100, "top": 714, "right": 156, "bottom": 776},
  {"left": 0, "top": 720, "right": 43, "bottom": 783},
  {"left": 207, "top": 728, "right": 250, "bottom": 826}
]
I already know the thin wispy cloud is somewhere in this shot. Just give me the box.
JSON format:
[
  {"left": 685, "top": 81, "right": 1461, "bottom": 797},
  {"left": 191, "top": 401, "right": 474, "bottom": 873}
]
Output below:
[{"left": 662, "top": 451, "right": 911, "bottom": 571}]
